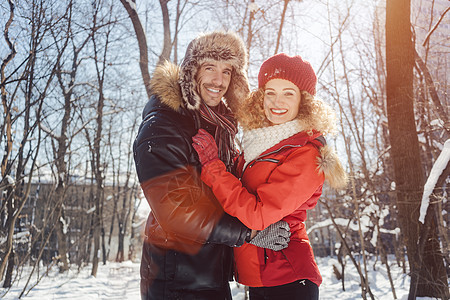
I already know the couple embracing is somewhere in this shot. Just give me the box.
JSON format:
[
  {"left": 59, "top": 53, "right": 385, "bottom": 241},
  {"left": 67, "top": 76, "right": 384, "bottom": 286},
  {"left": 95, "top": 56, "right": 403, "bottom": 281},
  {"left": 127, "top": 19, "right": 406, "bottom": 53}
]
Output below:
[{"left": 133, "top": 31, "right": 346, "bottom": 300}]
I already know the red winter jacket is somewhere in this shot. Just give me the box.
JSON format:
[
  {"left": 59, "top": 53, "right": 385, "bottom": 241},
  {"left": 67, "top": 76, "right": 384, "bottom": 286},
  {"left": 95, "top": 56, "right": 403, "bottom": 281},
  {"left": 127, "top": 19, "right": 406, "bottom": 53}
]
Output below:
[{"left": 201, "top": 131, "right": 325, "bottom": 287}]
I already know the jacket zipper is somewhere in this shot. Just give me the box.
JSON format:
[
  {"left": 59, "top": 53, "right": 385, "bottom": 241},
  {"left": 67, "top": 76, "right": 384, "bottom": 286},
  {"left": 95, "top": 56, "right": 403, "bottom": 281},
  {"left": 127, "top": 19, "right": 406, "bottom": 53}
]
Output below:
[
  {"left": 242, "top": 143, "right": 306, "bottom": 175},
  {"left": 264, "top": 248, "right": 268, "bottom": 264}
]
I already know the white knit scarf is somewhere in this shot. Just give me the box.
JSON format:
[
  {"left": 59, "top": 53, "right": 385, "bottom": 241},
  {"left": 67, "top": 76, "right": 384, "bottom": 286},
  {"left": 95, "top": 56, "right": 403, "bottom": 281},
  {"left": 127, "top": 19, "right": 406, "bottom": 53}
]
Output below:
[{"left": 242, "top": 120, "right": 305, "bottom": 166}]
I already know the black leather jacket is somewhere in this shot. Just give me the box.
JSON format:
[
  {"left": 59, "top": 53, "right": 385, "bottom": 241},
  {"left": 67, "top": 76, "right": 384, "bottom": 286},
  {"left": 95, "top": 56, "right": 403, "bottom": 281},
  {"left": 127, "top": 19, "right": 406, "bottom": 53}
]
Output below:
[{"left": 133, "top": 96, "right": 249, "bottom": 296}]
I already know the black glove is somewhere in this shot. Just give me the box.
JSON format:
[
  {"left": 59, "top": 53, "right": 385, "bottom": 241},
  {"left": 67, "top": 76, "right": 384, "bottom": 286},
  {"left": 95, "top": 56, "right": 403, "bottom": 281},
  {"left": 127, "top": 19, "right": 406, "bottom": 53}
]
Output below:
[{"left": 249, "top": 220, "right": 291, "bottom": 251}]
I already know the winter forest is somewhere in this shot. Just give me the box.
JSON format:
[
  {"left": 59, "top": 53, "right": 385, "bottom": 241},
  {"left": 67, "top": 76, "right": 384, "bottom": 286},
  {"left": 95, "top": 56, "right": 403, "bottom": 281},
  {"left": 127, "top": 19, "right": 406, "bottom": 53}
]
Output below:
[{"left": 0, "top": 0, "right": 448, "bottom": 299}]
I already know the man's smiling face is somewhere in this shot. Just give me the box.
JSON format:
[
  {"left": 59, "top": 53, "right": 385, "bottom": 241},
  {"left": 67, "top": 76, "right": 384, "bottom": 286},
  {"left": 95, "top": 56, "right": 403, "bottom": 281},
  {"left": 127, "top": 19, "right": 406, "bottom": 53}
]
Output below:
[{"left": 196, "top": 61, "right": 232, "bottom": 107}]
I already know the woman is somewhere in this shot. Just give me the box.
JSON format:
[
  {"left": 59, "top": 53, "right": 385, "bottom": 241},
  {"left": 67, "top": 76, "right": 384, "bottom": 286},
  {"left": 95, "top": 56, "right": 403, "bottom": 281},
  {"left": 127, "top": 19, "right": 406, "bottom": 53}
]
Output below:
[{"left": 192, "top": 53, "right": 347, "bottom": 300}]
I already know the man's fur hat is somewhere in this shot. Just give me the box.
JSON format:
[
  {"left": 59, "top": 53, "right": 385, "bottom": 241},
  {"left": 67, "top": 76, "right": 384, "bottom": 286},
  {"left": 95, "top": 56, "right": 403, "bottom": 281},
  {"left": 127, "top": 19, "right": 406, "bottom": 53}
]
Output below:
[{"left": 179, "top": 31, "right": 250, "bottom": 112}]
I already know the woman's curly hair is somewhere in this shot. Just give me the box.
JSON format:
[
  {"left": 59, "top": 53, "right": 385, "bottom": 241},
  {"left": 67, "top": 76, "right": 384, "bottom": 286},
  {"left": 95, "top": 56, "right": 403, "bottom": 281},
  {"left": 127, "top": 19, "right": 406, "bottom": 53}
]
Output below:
[{"left": 237, "top": 88, "right": 337, "bottom": 135}]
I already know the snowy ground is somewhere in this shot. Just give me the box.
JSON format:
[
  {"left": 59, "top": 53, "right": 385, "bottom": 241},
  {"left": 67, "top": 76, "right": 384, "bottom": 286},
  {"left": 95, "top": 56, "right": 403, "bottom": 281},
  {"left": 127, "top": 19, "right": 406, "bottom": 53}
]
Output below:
[{"left": 1, "top": 256, "right": 438, "bottom": 299}]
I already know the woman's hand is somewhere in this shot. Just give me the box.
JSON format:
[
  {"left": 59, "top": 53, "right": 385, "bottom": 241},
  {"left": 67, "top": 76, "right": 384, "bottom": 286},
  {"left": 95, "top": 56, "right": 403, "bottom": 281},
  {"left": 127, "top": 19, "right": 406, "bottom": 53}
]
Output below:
[{"left": 192, "top": 129, "right": 219, "bottom": 166}]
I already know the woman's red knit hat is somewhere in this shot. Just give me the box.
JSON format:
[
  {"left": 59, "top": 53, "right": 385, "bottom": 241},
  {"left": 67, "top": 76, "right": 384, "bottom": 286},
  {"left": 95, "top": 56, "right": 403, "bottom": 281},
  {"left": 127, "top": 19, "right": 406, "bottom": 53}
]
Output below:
[{"left": 258, "top": 53, "right": 317, "bottom": 96}]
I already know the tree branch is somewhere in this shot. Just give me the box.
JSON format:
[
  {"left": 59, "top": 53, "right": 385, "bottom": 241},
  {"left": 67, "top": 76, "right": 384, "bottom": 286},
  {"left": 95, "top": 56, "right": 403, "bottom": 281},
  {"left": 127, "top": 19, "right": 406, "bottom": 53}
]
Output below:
[
  {"left": 274, "top": 0, "right": 289, "bottom": 55},
  {"left": 119, "top": 0, "right": 151, "bottom": 99},
  {"left": 422, "top": 6, "right": 450, "bottom": 47},
  {"left": 158, "top": 0, "right": 172, "bottom": 64},
  {"left": 414, "top": 49, "right": 449, "bottom": 132}
]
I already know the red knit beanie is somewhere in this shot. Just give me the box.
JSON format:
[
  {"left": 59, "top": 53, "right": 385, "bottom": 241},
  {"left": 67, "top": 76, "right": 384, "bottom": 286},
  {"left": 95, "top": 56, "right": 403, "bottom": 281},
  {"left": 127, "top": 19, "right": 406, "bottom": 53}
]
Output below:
[{"left": 258, "top": 53, "right": 317, "bottom": 96}]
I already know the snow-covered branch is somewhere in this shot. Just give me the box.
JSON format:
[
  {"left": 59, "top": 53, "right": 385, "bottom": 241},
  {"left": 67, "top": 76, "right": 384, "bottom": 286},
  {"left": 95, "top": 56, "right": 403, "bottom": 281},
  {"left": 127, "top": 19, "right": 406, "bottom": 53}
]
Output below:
[
  {"left": 40, "top": 124, "right": 61, "bottom": 140},
  {"left": 419, "top": 139, "right": 450, "bottom": 223}
]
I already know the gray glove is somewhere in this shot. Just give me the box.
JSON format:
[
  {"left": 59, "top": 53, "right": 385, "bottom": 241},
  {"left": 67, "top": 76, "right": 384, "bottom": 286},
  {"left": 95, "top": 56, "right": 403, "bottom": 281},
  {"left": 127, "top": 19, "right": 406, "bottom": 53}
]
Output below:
[{"left": 249, "top": 220, "right": 291, "bottom": 251}]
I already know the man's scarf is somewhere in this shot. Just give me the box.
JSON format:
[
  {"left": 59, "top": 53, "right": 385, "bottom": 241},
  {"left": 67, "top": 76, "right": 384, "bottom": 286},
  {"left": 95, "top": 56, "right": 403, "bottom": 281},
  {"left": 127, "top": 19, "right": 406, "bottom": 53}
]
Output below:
[{"left": 199, "top": 102, "right": 238, "bottom": 171}]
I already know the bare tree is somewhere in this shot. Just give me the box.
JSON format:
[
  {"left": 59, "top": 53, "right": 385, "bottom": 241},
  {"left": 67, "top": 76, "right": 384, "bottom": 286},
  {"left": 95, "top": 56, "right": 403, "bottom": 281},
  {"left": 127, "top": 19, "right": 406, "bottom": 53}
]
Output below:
[
  {"left": 386, "top": 0, "right": 447, "bottom": 298},
  {"left": 47, "top": 0, "right": 93, "bottom": 273},
  {"left": 0, "top": 0, "right": 16, "bottom": 178},
  {"left": 321, "top": 200, "right": 374, "bottom": 300},
  {"left": 114, "top": 121, "right": 138, "bottom": 262},
  {"left": 1, "top": 0, "right": 447, "bottom": 297},
  {"left": 0, "top": 0, "right": 68, "bottom": 285},
  {"left": 84, "top": 0, "right": 121, "bottom": 277},
  {"left": 0, "top": 0, "right": 142, "bottom": 294}
]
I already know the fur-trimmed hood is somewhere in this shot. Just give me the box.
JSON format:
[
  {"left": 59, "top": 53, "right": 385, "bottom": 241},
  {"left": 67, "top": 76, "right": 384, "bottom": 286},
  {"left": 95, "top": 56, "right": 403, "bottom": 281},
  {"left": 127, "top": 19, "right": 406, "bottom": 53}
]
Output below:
[
  {"left": 149, "top": 31, "right": 250, "bottom": 113},
  {"left": 317, "top": 143, "right": 348, "bottom": 189},
  {"left": 149, "top": 61, "right": 183, "bottom": 112}
]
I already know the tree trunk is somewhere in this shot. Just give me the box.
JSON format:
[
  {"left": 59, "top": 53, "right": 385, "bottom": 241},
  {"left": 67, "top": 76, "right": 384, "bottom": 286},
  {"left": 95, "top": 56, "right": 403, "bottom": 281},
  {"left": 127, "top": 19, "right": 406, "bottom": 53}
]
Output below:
[
  {"left": 0, "top": 188, "right": 14, "bottom": 283},
  {"left": 90, "top": 3, "right": 110, "bottom": 274},
  {"left": 385, "top": 0, "right": 447, "bottom": 298},
  {"left": 116, "top": 186, "right": 129, "bottom": 262},
  {"left": 101, "top": 226, "right": 106, "bottom": 265},
  {"left": 386, "top": 1, "right": 422, "bottom": 297},
  {"left": 90, "top": 94, "right": 104, "bottom": 276},
  {"left": 116, "top": 223, "right": 125, "bottom": 262},
  {"left": 54, "top": 188, "right": 70, "bottom": 273},
  {"left": 91, "top": 180, "right": 103, "bottom": 276},
  {"left": 0, "top": 2, "right": 15, "bottom": 278},
  {"left": 2, "top": 250, "right": 14, "bottom": 288},
  {"left": 337, "top": 244, "right": 346, "bottom": 291},
  {"left": 91, "top": 203, "right": 100, "bottom": 276},
  {"left": 0, "top": 0, "right": 15, "bottom": 178}
]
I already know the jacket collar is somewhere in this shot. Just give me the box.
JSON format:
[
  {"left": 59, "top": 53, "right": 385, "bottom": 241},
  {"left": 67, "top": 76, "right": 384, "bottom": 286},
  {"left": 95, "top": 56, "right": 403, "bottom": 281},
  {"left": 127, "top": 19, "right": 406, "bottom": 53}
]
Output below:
[
  {"left": 242, "top": 120, "right": 318, "bottom": 165},
  {"left": 241, "top": 124, "right": 347, "bottom": 189}
]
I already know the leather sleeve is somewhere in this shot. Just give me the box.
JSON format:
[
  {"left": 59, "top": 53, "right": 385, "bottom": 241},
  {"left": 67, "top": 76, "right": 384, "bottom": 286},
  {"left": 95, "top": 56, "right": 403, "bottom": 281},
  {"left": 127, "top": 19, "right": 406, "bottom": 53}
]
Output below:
[
  {"left": 134, "top": 101, "right": 248, "bottom": 249},
  {"left": 207, "top": 213, "right": 250, "bottom": 247}
]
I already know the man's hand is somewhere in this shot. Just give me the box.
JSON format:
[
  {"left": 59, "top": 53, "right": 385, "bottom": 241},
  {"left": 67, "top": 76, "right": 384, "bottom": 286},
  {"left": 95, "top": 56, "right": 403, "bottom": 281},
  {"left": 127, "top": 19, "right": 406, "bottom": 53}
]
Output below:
[
  {"left": 248, "top": 220, "right": 291, "bottom": 251},
  {"left": 192, "top": 129, "right": 219, "bottom": 166}
]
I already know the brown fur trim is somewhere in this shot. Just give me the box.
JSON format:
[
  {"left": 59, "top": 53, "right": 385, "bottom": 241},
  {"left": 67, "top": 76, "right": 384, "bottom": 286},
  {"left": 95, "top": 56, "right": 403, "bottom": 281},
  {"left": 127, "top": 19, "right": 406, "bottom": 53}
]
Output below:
[
  {"left": 150, "top": 61, "right": 182, "bottom": 111},
  {"left": 317, "top": 145, "right": 348, "bottom": 189}
]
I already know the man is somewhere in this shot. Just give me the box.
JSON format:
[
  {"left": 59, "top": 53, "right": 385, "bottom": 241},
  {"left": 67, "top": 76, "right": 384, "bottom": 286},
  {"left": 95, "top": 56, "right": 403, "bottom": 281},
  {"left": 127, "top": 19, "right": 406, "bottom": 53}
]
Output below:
[{"left": 133, "top": 31, "right": 290, "bottom": 299}]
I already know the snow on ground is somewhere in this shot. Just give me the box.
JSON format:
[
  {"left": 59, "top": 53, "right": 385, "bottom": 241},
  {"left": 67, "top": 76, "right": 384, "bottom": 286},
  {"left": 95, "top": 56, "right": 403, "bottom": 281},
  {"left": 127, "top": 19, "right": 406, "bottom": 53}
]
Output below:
[
  {"left": 1, "top": 256, "right": 437, "bottom": 299},
  {"left": 1, "top": 261, "right": 140, "bottom": 300}
]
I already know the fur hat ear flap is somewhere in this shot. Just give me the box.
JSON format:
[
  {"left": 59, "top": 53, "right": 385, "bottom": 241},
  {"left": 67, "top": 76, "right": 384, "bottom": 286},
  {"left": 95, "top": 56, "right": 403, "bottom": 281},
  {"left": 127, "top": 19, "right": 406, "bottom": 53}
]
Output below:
[
  {"left": 179, "top": 57, "right": 202, "bottom": 110},
  {"left": 225, "top": 71, "right": 250, "bottom": 113}
]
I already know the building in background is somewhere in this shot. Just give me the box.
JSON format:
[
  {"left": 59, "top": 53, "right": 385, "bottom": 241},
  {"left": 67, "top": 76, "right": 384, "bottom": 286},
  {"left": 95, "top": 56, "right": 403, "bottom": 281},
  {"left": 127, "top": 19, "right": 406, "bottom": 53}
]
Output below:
[{"left": 13, "top": 179, "right": 144, "bottom": 266}]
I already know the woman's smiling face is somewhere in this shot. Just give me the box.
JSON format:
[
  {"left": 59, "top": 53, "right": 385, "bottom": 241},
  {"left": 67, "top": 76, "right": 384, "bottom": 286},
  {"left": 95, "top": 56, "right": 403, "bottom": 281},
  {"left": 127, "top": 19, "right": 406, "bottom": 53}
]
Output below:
[{"left": 263, "top": 78, "right": 301, "bottom": 125}]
